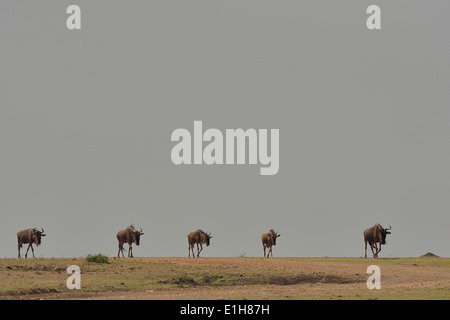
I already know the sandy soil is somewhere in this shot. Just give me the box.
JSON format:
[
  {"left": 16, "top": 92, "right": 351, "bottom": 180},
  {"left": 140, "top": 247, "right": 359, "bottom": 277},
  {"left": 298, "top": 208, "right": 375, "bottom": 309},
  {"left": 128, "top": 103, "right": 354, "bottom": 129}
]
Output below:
[{"left": 1, "top": 257, "right": 448, "bottom": 300}]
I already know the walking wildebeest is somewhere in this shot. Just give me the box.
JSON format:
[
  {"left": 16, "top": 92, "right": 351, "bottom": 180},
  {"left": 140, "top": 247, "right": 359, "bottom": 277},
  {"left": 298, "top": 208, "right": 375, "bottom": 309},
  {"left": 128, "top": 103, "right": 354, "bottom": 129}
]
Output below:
[
  {"left": 261, "top": 229, "right": 281, "bottom": 258},
  {"left": 187, "top": 229, "right": 212, "bottom": 258},
  {"left": 17, "top": 228, "right": 46, "bottom": 258},
  {"left": 363, "top": 224, "right": 391, "bottom": 258},
  {"left": 116, "top": 225, "right": 144, "bottom": 258}
]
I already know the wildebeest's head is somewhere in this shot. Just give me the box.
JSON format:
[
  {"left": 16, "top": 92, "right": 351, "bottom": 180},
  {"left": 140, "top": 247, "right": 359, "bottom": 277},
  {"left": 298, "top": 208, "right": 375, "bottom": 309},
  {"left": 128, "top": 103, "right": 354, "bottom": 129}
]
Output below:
[
  {"left": 269, "top": 229, "right": 281, "bottom": 245},
  {"left": 33, "top": 228, "right": 46, "bottom": 246},
  {"left": 204, "top": 232, "right": 212, "bottom": 246},
  {"left": 130, "top": 228, "right": 144, "bottom": 246},
  {"left": 198, "top": 230, "right": 212, "bottom": 246},
  {"left": 380, "top": 225, "right": 391, "bottom": 245}
]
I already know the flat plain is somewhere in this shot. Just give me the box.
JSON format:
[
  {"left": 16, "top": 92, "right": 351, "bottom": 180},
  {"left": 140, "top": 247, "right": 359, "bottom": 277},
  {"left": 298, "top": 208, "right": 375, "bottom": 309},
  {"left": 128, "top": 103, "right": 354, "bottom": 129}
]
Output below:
[{"left": 0, "top": 257, "right": 448, "bottom": 300}]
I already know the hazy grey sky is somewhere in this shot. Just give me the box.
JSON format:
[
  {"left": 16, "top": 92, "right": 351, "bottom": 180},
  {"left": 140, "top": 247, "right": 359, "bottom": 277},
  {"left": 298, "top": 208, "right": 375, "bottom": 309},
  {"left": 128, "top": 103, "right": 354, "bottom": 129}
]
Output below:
[{"left": 1, "top": 1, "right": 449, "bottom": 258}]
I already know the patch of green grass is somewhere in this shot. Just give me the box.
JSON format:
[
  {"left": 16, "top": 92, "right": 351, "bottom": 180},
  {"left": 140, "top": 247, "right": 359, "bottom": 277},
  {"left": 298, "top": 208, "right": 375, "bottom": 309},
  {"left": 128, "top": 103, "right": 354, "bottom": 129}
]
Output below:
[{"left": 85, "top": 254, "right": 110, "bottom": 264}]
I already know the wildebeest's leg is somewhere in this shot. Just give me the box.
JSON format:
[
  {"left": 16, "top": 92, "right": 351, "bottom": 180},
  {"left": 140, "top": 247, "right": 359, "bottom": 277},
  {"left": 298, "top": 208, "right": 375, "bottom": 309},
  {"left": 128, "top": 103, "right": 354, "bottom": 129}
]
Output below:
[
  {"left": 371, "top": 243, "right": 378, "bottom": 258},
  {"left": 263, "top": 244, "right": 266, "bottom": 258},
  {"left": 364, "top": 240, "right": 368, "bottom": 258},
  {"left": 188, "top": 240, "right": 191, "bottom": 257},
  {"left": 369, "top": 242, "right": 375, "bottom": 258},
  {"left": 269, "top": 246, "right": 273, "bottom": 258},
  {"left": 118, "top": 243, "right": 124, "bottom": 258},
  {"left": 18, "top": 242, "right": 22, "bottom": 258},
  {"left": 31, "top": 244, "right": 35, "bottom": 258},
  {"left": 190, "top": 244, "right": 195, "bottom": 258},
  {"left": 374, "top": 244, "right": 382, "bottom": 258},
  {"left": 25, "top": 243, "right": 33, "bottom": 258},
  {"left": 128, "top": 243, "right": 133, "bottom": 258},
  {"left": 197, "top": 243, "right": 203, "bottom": 257}
]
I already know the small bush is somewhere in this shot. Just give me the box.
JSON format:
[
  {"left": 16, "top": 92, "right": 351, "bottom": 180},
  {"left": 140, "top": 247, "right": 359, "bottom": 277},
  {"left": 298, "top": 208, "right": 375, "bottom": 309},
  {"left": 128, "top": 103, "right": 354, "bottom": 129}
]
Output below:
[{"left": 86, "top": 253, "right": 110, "bottom": 264}]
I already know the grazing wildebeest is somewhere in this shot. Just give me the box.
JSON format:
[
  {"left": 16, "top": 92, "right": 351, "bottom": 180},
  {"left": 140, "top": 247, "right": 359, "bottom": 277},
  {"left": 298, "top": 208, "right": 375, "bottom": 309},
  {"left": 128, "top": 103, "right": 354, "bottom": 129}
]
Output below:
[
  {"left": 116, "top": 225, "right": 144, "bottom": 258},
  {"left": 187, "top": 229, "right": 212, "bottom": 258},
  {"left": 363, "top": 224, "right": 391, "bottom": 258},
  {"left": 17, "top": 228, "right": 46, "bottom": 258},
  {"left": 261, "top": 229, "right": 281, "bottom": 258}
]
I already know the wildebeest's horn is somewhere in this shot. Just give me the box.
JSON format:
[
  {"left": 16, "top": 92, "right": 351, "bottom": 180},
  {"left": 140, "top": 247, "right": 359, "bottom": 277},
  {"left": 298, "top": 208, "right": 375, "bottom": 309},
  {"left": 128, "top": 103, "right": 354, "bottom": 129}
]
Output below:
[
  {"left": 386, "top": 225, "right": 392, "bottom": 230},
  {"left": 41, "top": 228, "right": 45, "bottom": 233}
]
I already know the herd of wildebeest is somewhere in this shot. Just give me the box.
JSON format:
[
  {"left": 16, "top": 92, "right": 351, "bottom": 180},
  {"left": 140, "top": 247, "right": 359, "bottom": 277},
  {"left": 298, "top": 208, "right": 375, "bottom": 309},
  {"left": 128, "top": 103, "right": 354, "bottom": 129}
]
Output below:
[{"left": 15, "top": 224, "right": 392, "bottom": 259}]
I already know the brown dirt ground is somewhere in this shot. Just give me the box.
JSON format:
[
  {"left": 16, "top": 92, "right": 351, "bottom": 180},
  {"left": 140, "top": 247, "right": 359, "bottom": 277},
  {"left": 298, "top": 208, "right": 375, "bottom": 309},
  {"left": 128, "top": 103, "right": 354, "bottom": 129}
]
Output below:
[{"left": 0, "top": 257, "right": 449, "bottom": 300}]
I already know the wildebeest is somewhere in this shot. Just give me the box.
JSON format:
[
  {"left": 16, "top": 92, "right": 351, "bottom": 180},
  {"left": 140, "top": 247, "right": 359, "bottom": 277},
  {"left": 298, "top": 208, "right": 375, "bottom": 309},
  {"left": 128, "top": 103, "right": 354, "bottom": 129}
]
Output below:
[
  {"left": 261, "top": 229, "right": 281, "bottom": 258},
  {"left": 187, "top": 229, "right": 212, "bottom": 258},
  {"left": 363, "top": 224, "right": 391, "bottom": 258},
  {"left": 17, "top": 228, "right": 46, "bottom": 258},
  {"left": 116, "top": 225, "right": 144, "bottom": 258}
]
